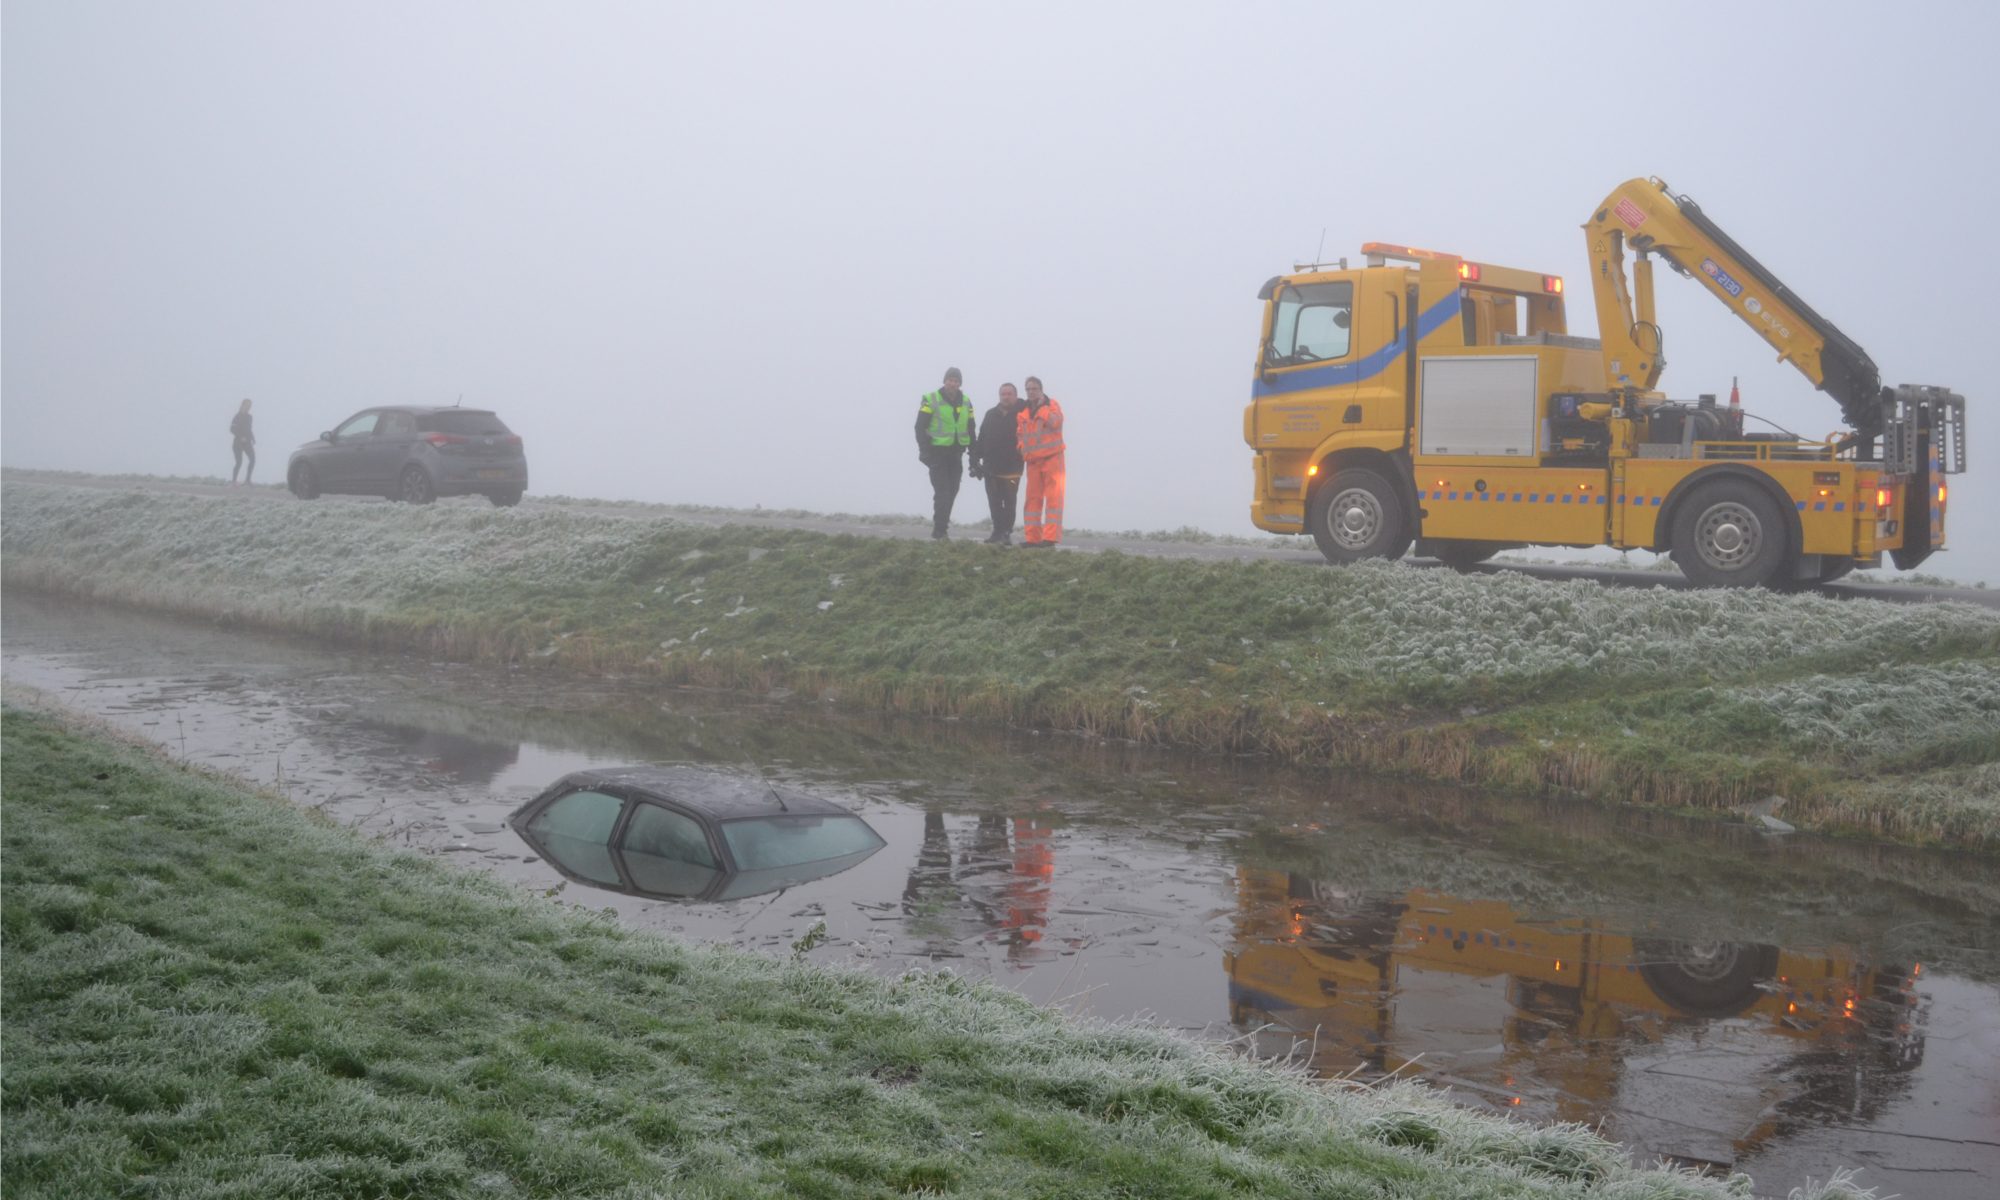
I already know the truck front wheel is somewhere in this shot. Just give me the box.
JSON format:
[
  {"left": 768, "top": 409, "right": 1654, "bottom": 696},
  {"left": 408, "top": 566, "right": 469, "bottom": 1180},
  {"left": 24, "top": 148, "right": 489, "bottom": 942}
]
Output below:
[
  {"left": 1308, "top": 468, "right": 1410, "bottom": 565},
  {"left": 1670, "top": 479, "right": 1791, "bottom": 588}
]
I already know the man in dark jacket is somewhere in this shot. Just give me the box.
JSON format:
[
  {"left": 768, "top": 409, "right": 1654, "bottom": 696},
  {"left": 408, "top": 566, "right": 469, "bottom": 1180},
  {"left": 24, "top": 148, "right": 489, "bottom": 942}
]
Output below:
[
  {"left": 914, "top": 367, "right": 976, "bottom": 540},
  {"left": 969, "top": 382, "right": 1024, "bottom": 544}
]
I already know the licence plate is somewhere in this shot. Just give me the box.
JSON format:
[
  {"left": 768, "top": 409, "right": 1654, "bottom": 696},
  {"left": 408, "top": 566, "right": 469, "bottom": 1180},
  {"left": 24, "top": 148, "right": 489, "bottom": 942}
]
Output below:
[{"left": 476, "top": 469, "right": 512, "bottom": 480}]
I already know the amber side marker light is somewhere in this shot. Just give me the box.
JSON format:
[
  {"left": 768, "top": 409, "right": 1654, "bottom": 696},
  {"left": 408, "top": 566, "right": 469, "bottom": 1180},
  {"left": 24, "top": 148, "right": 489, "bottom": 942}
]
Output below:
[
  {"left": 1307, "top": 464, "right": 1318, "bottom": 476},
  {"left": 1876, "top": 488, "right": 1892, "bottom": 509},
  {"left": 1457, "top": 262, "right": 1481, "bottom": 282},
  {"left": 1542, "top": 276, "right": 1563, "bottom": 294}
]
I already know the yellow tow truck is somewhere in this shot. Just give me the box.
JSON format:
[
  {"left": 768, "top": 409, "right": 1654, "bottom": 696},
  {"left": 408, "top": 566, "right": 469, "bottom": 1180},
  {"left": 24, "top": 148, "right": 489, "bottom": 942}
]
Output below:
[{"left": 1243, "top": 177, "right": 1966, "bottom": 587}]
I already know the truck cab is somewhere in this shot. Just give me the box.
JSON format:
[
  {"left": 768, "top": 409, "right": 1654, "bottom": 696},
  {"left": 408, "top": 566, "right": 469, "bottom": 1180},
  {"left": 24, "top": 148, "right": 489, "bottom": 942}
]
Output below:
[{"left": 1245, "top": 245, "right": 1605, "bottom": 564}]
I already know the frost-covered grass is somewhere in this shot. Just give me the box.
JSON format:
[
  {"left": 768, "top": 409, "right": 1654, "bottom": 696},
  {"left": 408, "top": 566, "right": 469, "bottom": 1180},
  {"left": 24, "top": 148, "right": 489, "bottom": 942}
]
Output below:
[
  {"left": 2, "top": 703, "right": 1834, "bottom": 1200},
  {"left": 6, "top": 478, "right": 1998, "bottom": 847}
]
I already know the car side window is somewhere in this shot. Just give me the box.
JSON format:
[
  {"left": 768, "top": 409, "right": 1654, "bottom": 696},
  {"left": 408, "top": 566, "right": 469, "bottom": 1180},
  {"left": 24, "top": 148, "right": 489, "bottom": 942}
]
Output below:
[
  {"left": 621, "top": 803, "right": 717, "bottom": 867},
  {"left": 619, "top": 802, "right": 721, "bottom": 896},
  {"left": 524, "top": 789, "right": 625, "bottom": 885},
  {"left": 335, "top": 412, "right": 381, "bottom": 439},
  {"left": 381, "top": 411, "right": 415, "bottom": 437}
]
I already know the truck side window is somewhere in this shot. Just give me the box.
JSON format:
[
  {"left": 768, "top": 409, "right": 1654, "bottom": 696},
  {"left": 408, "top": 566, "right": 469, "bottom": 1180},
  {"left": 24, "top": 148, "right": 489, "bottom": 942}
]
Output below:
[{"left": 1267, "top": 282, "right": 1353, "bottom": 366}]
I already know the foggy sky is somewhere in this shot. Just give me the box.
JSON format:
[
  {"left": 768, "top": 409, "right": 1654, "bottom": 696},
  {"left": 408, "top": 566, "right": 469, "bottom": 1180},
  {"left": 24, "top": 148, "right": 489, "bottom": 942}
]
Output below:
[{"left": 5, "top": 1, "right": 1995, "bottom": 582}]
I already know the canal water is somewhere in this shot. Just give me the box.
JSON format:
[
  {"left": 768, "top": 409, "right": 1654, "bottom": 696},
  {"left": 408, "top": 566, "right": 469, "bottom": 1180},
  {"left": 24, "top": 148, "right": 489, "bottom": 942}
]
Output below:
[{"left": 4, "top": 591, "right": 1995, "bottom": 1196}]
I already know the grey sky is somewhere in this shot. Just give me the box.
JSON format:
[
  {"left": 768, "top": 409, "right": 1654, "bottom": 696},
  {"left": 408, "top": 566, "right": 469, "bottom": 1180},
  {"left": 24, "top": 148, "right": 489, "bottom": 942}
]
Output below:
[{"left": 5, "top": 1, "right": 1994, "bottom": 581}]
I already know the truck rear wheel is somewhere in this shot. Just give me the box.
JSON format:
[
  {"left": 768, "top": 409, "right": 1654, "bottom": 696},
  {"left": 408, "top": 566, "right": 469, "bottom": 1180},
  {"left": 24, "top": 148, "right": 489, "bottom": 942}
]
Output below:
[
  {"left": 1670, "top": 479, "right": 1791, "bottom": 589},
  {"left": 1308, "top": 468, "right": 1410, "bottom": 565},
  {"left": 1427, "top": 540, "right": 1500, "bottom": 572}
]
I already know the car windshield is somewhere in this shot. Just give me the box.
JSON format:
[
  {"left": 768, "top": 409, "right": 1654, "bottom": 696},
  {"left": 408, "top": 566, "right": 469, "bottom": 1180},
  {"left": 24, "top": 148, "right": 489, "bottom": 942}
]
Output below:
[
  {"left": 417, "top": 411, "right": 511, "bottom": 435},
  {"left": 720, "top": 814, "right": 885, "bottom": 871}
]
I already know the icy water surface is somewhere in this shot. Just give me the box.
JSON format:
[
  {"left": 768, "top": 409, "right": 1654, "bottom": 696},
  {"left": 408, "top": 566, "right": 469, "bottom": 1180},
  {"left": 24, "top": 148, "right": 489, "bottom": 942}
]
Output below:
[{"left": 5, "top": 592, "right": 1996, "bottom": 1196}]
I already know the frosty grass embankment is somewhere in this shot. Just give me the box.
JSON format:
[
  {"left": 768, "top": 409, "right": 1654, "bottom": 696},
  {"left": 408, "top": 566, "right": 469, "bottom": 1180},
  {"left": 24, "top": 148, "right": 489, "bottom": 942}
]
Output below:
[{"left": 4, "top": 477, "right": 1997, "bottom": 848}]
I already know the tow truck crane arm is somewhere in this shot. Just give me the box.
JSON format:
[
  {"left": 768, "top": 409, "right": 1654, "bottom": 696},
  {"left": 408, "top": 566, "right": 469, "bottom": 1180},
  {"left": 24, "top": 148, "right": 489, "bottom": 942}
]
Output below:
[{"left": 1584, "top": 177, "right": 1886, "bottom": 435}]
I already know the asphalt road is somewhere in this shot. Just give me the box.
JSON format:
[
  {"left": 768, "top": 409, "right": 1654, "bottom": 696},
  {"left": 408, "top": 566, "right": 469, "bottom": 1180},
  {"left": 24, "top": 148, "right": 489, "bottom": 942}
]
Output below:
[{"left": 10, "top": 468, "right": 1995, "bottom": 610}]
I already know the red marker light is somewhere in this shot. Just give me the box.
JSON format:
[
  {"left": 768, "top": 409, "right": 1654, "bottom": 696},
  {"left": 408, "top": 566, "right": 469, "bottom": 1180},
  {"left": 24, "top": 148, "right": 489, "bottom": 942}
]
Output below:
[
  {"left": 1457, "top": 262, "right": 1481, "bottom": 282},
  {"left": 1543, "top": 276, "right": 1564, "bottom": 294}
]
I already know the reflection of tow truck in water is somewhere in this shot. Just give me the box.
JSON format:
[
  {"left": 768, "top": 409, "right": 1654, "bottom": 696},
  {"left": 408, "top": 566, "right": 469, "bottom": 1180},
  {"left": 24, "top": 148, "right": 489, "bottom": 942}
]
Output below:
[{"left": 1223, "top": 869, "right": 1925, "bottom": 1170}]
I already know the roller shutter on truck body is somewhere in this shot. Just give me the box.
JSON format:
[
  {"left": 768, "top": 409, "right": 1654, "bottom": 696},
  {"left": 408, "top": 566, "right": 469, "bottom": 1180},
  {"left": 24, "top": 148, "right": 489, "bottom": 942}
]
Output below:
[{"left": 1417, "top": 357, "right": 1540, "bottom": 458}]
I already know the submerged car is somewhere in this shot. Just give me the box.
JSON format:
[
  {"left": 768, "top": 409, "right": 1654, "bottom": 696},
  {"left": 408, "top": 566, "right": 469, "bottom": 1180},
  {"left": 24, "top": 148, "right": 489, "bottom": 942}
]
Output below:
[
  {"left": 287, "top": 405, "right": 528, "bottom": 506},
  {"left": 508, "top": 765, "right": 887, "bottom": 902}
]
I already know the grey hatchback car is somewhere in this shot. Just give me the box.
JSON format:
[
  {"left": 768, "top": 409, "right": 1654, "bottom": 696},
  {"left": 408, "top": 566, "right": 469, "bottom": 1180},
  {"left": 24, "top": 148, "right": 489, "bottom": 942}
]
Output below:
[
  {"left": 509, "top": 765, "right": 887, "bottom": 902},
  {"left": 287, "top": 406, "right": 528, "bottom": 506}
]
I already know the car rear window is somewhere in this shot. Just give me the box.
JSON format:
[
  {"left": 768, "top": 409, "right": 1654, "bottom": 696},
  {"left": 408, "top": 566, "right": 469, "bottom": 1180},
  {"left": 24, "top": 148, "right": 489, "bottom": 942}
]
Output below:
[
  {"left": 417, "top": 411, "right": 512, "bottom": 436},
  {"left": 720, "top": 814, "right": 885, "bottom": 871}
]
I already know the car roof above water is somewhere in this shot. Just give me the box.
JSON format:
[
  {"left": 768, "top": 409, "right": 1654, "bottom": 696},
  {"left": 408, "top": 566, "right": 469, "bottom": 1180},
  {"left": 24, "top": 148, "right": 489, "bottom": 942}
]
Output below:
[{"left": 530, "top": 765, "right": 856, "bottom": 821}]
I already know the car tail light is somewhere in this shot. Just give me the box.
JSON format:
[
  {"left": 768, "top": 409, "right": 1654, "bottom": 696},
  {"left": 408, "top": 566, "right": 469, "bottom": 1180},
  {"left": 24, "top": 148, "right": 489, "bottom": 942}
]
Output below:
[{"left": 425, "top": 433, "right": 469, "bottom": 447}]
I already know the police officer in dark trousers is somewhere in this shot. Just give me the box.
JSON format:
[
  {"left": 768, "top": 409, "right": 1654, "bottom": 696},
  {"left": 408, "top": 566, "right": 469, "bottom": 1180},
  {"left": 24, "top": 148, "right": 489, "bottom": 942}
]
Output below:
[{"left": 915, "top": 367, "right": 976, "bottom": 540}]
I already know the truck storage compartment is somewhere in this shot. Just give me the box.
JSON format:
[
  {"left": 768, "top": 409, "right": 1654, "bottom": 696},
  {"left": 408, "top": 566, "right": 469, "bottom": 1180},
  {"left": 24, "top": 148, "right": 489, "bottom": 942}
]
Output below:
[{"left": 1418, "top": 356, "right": 1539, "bottom": 458}]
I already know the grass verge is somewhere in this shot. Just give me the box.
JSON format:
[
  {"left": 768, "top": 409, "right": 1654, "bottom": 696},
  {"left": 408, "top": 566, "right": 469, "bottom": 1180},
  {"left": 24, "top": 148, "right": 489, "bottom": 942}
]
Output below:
[
  {"left": 5, "top": 477, "right": 1998, "bottom": 848},
  {"left": 1, "top": 701, "right": 1855, "bottom": 1200}
]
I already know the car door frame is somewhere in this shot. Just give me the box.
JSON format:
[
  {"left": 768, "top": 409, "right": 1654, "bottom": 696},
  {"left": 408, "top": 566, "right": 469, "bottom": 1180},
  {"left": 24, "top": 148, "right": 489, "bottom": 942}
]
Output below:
[
  {"left": 321, "top": 409, "right": 385, "bottom": 493},
  {"left": 359, "top": 408, "right": 420, "bottom": 492}
]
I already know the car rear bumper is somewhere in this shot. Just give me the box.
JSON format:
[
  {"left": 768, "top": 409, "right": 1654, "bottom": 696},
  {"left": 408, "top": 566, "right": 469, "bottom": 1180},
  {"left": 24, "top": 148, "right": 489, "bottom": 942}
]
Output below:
[{"left": 435, "top": 461, "right": 529, "bottom": 494}]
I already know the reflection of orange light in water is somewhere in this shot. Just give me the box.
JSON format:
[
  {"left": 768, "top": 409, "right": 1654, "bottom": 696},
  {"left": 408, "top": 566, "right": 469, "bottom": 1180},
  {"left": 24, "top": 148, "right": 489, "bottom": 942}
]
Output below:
[{"left": 1003, "top": 818, "right": 1055, "bottom": 954}]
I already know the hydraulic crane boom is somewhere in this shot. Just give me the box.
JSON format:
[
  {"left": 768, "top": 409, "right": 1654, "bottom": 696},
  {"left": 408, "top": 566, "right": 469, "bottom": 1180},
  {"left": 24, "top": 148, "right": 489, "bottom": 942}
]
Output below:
[{"left": 1583, "top": 177, "right": 1885, "bottom": 435}]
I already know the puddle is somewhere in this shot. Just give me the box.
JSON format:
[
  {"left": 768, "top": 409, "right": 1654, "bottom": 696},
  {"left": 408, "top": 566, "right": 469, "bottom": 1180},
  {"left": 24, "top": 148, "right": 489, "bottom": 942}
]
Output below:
[{"left": 4, "top": 590, "right": 1996, "bottom": 1196}]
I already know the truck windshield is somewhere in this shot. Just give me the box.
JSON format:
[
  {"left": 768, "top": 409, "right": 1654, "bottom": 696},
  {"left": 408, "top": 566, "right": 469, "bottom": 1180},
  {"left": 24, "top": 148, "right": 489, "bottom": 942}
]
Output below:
[{"left": 1267, "top": 282, "right": 1353, "bottom": 366}]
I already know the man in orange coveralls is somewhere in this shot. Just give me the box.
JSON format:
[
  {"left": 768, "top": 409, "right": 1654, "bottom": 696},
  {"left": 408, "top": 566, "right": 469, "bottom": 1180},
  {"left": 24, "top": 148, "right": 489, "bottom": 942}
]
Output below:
[{"left": 1015, "top": 376, "right": 1066, "bottom": 548}]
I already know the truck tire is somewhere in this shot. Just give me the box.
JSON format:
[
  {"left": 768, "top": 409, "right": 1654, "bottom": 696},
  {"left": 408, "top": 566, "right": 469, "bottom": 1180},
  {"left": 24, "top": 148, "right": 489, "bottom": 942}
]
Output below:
[
  {"left": 1428, "top": 540, "right": 1500, "bottom": 572},
  {"left": 1669, "top": 479, "right": 1791, "bottom": 589},
  {"left": 1635, "top": 938, "right": 1778, "bottom": 1018},
  {"left": 1308, "top": 468, "right": 1411, "bottom": 565}
]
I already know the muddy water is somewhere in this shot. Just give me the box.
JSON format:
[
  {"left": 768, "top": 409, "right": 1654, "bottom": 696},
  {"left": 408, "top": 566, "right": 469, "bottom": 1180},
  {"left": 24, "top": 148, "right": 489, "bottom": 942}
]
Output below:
[{"left": 5, "top": 591, "right": 1996, "bottom": 1196}]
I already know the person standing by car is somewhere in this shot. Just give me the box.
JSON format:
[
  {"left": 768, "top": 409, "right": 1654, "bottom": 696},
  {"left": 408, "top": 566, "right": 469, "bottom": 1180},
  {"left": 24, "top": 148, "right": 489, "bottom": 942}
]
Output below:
[
  {"left": 229, "top": 398, "right": 256, "bottom": 484},
  {"left": 914, "top": 367, "right": 976, "bottom": 540},
  {"left": 1016, "top": 376, "right": 1065, "bottom": 548},
  {"left": 969, "top": 382, "right": 1024, "bottom": 544}
]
